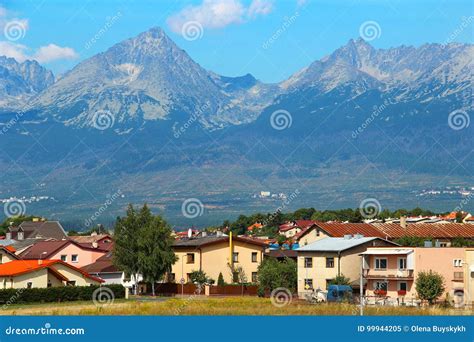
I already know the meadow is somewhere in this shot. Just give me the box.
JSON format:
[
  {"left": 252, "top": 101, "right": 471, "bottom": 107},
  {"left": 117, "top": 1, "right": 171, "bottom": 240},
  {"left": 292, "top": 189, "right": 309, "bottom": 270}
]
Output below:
[{"left": 1, "top": 297, "right": 472, "bottom": 316}]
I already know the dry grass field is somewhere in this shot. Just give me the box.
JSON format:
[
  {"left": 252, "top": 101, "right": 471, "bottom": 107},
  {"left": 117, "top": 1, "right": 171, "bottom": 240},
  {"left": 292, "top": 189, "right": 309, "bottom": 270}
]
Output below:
[{"left": 1, "top": 297, "right": 472, "bottom": 316}]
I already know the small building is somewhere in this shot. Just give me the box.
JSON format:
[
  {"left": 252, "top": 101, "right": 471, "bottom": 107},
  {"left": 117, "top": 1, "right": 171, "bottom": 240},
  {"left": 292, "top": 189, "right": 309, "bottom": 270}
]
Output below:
[
  {"left": 81, "top": 251, "right": 143, "bottom": 288},
  {"left": 361, "top": 247, "right": 465, "bottom": 302},
  {"left": 171, "top": 234, "right": 267, "bottom": 284},
  {"left": 296, "top": 235, "right": 396, "bottom": 297},
  {"left": 0, "top": 259, "right": 103, "bottom": 289},
  {"left": 0, "top": 246, "right": 19, "bottom": 264}
]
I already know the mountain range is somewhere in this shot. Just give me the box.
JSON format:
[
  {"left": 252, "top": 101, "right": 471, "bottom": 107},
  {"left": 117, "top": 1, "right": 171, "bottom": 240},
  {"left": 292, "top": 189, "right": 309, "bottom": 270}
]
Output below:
[{"left": 0, "top": 27, "right": 472, "bottom": 226}]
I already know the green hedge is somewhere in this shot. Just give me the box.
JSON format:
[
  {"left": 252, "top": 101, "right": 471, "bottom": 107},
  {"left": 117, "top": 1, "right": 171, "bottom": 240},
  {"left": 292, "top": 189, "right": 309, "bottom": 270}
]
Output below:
[{"left": 0, "top": 284, "right": 125, "bottom": 305}]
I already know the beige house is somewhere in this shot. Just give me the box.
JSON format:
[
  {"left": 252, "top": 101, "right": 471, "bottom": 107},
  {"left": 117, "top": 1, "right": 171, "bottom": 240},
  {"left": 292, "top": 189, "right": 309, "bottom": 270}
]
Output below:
[
  {"left": 0, "top": 247, "right": 18, "bottom": 264},
  {"left": 171, "top": 234, "right": 267, "bottom": 284},
  {"left": 0, "top": 259, "right": 103, "bottom": 289},
  {"left": 296, "top": 236, "right": 396, "bottom": 297},
  {"left": 465, "top": 249, "right": 474, "bottom": 304}
]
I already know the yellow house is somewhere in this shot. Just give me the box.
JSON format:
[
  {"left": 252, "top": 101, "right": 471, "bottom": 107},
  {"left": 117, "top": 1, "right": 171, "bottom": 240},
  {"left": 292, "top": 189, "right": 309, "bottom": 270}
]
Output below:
[
  {"left": 296, "top": 236, "right": 396, "bottom": 297},
  {"left": 171, "top": 234, "right": 267, "bottom": 284},
  {"left": 0, "top": 259, "right": 103, "bottom": 289}
]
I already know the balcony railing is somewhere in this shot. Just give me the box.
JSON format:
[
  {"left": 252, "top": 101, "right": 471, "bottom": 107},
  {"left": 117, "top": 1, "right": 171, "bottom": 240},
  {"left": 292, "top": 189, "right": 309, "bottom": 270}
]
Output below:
[{"left": 364, "top": 269, "right": 414, "bottom": 279}]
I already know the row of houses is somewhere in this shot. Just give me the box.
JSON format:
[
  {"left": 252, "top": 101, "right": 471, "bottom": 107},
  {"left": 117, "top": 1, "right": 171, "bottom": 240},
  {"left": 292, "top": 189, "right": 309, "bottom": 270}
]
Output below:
[{"left": 1, "top": 217, "right": 474, "bottom": 306}]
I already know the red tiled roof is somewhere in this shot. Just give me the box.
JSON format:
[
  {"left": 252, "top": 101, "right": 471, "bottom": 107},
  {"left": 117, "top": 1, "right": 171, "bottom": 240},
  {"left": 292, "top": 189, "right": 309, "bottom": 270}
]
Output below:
[
  {"left": 314, "top": 222, "right": 386, "bottom": 238},
  {"left": 0, "top": 259, "right": 103, "bottom": 282},
  {"left": 372, "top": 223, "right": 474, "bottom": 239}
]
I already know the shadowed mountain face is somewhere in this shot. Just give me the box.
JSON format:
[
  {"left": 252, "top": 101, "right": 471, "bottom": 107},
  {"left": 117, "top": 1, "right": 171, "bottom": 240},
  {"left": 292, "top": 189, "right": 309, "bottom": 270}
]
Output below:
[{"left": 0, "top": 28, "right": 472, "bottom": 225}]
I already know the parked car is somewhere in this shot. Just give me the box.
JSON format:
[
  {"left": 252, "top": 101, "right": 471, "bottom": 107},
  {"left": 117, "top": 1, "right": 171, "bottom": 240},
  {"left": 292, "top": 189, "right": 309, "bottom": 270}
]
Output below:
[{"left": 327, "top": 285, "right": 353, "bottom": 302}]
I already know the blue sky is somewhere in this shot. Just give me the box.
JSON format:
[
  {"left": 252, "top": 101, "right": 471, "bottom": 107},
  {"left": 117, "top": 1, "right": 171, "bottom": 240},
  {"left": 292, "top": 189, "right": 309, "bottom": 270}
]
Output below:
[{"left": 1, "top": 0, "right": 472, "bottom": 82}]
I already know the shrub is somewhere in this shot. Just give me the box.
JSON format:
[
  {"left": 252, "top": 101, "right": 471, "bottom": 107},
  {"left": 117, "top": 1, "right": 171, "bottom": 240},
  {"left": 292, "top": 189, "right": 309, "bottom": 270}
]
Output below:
[
  {"left": 217, "top": 272, "right": 225, "bottom": 286},
  {"left": 415, "top": 270, "right": 445, "bottom": 304},
  {"left": 0, "top": 284, "right": 125, "bottom": 305}
]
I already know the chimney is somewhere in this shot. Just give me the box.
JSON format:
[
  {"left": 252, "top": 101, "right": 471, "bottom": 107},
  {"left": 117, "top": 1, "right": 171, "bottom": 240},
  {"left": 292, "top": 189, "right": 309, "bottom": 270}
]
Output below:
[
  {"left": 400, "top": 216, "right": 407, "bottom": 229},
  {"left": 343, "top": 234, "right": 352, "bottom": 240}
]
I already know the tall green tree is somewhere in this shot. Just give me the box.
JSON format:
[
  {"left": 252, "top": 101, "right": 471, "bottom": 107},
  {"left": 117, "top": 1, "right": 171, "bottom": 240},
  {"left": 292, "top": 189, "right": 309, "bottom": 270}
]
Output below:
[
  {"left": 113, "top": 204, "right": 141, "bottom": 294},
  {"left": 136, "top": 204, "right": 177, "bottom": 296}
]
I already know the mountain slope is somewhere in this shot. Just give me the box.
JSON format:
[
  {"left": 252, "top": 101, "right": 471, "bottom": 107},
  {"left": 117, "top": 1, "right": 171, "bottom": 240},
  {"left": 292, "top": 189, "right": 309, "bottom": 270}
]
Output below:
[
  {"left": 0, "top": 56, "right": 54, "bottom": 111},
  {"left": 31, "top": 27, "right": 279, "bottom": 130}
]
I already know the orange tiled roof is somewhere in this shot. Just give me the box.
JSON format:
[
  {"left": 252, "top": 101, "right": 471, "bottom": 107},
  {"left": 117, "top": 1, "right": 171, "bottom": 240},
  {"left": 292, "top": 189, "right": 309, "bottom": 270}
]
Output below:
[
  {"left": 247, "top": 223, "right": 263, "bottom": 231},
  {"left": 0, "top": 259, "right": 104, "bottom": 282}
]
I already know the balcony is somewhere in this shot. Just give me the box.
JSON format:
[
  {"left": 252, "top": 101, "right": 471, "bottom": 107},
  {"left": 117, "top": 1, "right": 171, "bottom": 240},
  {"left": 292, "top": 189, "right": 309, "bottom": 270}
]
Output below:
[{"left": 364, "top": 269, "right": 414, "bottom": 280}]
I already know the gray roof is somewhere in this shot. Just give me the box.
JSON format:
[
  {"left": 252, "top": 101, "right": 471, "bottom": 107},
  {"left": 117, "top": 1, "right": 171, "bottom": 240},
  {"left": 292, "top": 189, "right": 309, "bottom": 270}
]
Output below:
[
  {"left": 296, "top": 237, "right": 381, "bottom": 252},
  {"left": 9, "top": 221, "right": 67, "bottom": 240},
  {"left": 173, "top": 236, "right": 227, "bottom": 247}
]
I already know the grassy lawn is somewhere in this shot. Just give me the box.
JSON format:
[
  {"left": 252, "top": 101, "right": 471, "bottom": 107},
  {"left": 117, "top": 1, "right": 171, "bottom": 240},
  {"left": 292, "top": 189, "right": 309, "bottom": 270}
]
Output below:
[{"left": 1, "top": 297, "right": 472, "bottom": 316}]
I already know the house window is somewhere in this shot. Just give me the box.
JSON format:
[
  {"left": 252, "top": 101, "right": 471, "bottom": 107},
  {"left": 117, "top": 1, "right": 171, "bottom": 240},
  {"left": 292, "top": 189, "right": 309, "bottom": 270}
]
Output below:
[
  {"left": 453, "top": 259, "right": 463, "bottom": 267},
  {"left": 186, "top": 273, "right": 192, "bottom": 282},
  {"left": 233, "top": 252, "right": 239, "bottom": 263},
  {"left": 26, "top": 282, "right": 32, "bottom": 289},
  {"left": 439, "top": 242, "right": 448, "bottom": 247},
  {"left": 186, "top": 253, "right": 195, "bottom": 264},
  {"left": 398, "top": 282, "right": 407, "bottom": 291},
  {"left": 251, "top": 252, "right": 258, "bottom": 263},
  {"left": 304, "top": 257, "right": 313, "bottom": 268},
  {"left": 374, "top": 281, "right": 388, "bottom": 291},
  {"left": 454, "top": 272, "right": 463, "bottom": 280},
  {"left": 71, "top": 254, "right": 78, "bottom": 263},
  {"left": 66, "top": 281, "right": 76, "bottom": 286},
  {"left": 251, "top": 272, "right": 258, "bottom": 283},
  {"left": 60, "top": 255, "right": 67, "bottom": 262},
  {"left": 375, "top": 258, "right": 387, "bottom": 270},
  {"left": 18, "top": 231, "right": 24, "bottom": 240},
  {"left": 169, "top": 273, "right": 176, "bottom": 282},
  {"left": 316, "top": 230, "right": 320, "bottom": 237},
  {"left": 398, "top": 257, "right": 407, "bottom": 270},
  {"left": 304, "top": 279, "right": 313, "bottom": 290},
  {"left": 326, "top": 257, "right": 335, "bottom": 268}
]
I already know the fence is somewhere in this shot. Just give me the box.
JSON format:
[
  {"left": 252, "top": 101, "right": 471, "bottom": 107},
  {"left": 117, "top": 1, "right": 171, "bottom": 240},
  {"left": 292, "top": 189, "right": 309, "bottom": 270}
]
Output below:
[{"left": 152, "top": 283, "right": 258, "bottom": 296}]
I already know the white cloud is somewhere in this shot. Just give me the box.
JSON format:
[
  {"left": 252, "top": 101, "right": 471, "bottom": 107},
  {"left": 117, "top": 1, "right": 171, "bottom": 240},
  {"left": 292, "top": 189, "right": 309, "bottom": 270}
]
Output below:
[
  {"left": 0, "top": 41, "right": 78, "bottom": 63},
  {"left": 0, "top": 41, "right": 28, "bottom": 61},
  {"left": 248, "top": 0, "right": 274, "bottom": 18},
  {"left": 33, "top": 44, "right": 78, "bottom": 63},
  {"left": 0, "top": 6, "right": 78, "bottom": 64},
  {"left": 167, "top": 0, "right": 273, "bottom": 34}
]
